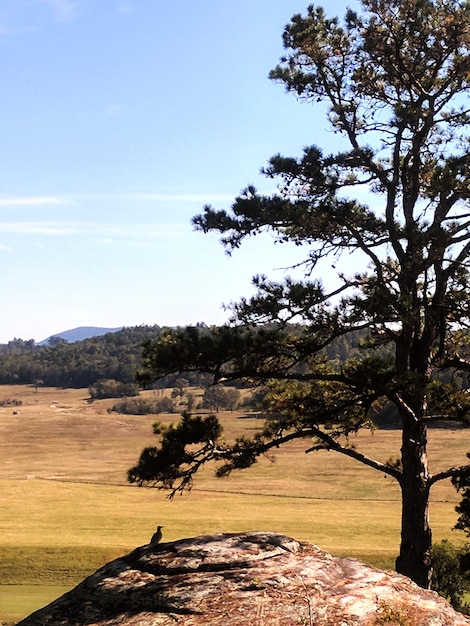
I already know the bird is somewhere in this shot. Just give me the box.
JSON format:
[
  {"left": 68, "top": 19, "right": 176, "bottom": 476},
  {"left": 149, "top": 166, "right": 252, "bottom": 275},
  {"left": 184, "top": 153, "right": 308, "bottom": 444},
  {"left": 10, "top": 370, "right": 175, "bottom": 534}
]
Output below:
[{"left": 150, "top": 525, "right": 164, "bottom": 544}]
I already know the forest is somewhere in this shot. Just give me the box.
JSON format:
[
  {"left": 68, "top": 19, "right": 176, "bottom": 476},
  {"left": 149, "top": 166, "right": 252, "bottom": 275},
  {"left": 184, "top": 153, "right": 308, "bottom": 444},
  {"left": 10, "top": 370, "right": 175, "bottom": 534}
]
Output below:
[
  {"left": 0, "top": 324, "right": 365, "bottom": 390},
  {"left": 0, "top": 326, "right": 161, "bottom": 388}
]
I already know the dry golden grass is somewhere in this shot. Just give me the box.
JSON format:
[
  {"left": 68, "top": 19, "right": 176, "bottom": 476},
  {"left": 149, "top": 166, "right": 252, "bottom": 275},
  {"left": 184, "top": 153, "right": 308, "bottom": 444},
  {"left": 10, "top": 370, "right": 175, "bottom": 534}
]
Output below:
[{"left": 1, "top": 384, "right": 469, "bottom": 622}]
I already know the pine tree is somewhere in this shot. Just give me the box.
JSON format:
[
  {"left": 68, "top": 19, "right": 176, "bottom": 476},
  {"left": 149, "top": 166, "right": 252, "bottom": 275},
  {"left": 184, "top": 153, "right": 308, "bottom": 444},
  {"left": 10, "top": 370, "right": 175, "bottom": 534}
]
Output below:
[{"left": 129, "top": 0, "right": 470, "bottom": 588}]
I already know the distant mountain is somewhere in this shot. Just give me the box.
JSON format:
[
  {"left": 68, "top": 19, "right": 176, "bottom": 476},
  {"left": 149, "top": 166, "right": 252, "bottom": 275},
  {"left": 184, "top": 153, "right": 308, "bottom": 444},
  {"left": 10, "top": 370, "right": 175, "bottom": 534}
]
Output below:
[
  {"left": 0, "top": 325, "right": 164, "bottom": 388},
  {"left": 39, "top": 326, "right": 123, "bottom": 345}
]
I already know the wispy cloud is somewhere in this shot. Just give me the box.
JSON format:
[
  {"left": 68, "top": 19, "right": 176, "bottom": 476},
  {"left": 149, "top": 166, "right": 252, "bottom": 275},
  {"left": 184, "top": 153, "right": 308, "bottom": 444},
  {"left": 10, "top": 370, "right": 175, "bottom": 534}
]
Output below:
[
  {"left": 70, "top": 192, "right": 235, "bottom": 203},
  {"left": 116, "top": 2, "right": 135, "bottom": 15},
  {"left": 0, "top": 193, "right": 233, "bottom": 205},
  {"left": 98, "top": 222, "right": 188, "bottom": 239},
  {"left": 0, "top": 220, "right": 188, "bottom": 239},
  {"left": 105, "top": 104, "right": 124, "bottom": 118},
  {"left": 0, "top": 196, "right": 70, "bottom": 207},
  {"left": 40, "top": 0, "right": 77, "bottom": 22},
  {"left": 0, "top": 222, "right": 77, "bottom": 235},
  {"left": 0, "top": 23, "right": 34, "bottom": 36}
]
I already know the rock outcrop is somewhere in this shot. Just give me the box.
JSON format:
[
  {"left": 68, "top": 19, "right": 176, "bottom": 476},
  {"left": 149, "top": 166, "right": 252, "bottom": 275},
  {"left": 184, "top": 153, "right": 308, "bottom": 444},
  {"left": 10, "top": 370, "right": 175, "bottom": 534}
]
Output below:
[{"left": 17, "top": 531, "right": 470, "bottom": 625}]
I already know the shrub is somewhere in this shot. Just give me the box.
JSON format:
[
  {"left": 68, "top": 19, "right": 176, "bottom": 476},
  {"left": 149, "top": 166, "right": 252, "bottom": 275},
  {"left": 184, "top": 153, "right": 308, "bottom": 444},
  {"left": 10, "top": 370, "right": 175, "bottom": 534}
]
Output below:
[
  {"left": 154, "top": 397, "right": 175, "bottom": 414},
  {"left": 431, "top": 540, "right": 470, "bottom": 614},
  {"left": 0, "top": 398, "right": 22, "bottom": 407},
  {"left": 89, "top": 379, "right": 139, "bottom": 400},
  {"left": 110, "top": 396, "right": 176, "bottom": 415}
]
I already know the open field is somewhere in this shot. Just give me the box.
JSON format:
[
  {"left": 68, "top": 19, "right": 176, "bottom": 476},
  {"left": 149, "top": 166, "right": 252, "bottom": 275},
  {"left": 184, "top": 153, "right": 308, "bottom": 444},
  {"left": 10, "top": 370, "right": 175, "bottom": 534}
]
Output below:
[{"left": 1, "top": 384, "right": 470, "bottom": 623}]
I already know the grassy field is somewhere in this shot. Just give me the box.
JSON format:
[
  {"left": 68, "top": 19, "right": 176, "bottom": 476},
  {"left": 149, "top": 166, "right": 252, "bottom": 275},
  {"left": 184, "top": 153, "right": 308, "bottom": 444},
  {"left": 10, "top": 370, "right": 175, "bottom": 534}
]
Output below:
[{"left": 1, "top": 384, "right": 469, "bottom": 623}]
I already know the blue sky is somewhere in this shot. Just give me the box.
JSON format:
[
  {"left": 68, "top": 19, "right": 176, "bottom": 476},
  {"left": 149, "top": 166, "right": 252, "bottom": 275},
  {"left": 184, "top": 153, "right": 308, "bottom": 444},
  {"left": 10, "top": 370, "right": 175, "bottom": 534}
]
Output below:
[{"left": 0, "top": 0, "right": 353, "bottom": 343}]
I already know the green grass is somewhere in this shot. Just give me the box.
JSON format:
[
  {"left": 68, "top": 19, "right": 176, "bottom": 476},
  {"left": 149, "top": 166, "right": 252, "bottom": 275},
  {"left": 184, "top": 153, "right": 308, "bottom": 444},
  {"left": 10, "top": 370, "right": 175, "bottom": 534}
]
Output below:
[
  {"left": 0, "top": 545, "right": 123, "bottom": 585},
  {"left": 0, "top": 586, "right": 71, "bottom": 626},
  {"left": 1, "top": 385, "right": 469, "bottom": 623}
]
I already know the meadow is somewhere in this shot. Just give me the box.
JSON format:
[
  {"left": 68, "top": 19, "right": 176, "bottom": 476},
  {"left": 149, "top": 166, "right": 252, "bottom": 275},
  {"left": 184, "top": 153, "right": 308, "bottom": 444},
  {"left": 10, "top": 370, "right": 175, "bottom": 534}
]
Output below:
[{"left": 0, "top": 384, "right": 469, "bottom": 623}]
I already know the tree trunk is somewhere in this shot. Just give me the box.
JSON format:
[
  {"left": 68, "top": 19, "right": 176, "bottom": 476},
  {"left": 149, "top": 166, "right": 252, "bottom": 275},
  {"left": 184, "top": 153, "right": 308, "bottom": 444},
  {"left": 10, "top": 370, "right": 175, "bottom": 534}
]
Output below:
[{"left": 395, "top": 420, "right": 432, "bottom": 588}]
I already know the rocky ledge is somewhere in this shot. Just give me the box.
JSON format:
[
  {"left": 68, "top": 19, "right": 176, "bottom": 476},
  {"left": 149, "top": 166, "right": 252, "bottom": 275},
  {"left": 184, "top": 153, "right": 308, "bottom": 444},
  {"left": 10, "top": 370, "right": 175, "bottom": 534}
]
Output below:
[{"left": 17, "top": 531, "right": 470, "bottom": 625}]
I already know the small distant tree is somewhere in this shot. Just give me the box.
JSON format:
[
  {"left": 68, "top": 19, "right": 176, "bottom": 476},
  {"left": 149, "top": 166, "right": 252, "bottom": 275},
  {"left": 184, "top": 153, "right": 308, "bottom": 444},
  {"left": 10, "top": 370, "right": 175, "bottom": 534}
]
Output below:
[
  {"left": 171, "top": 387, "right": 183, "bottom": 401},
  {"left": 130, "top": 0, "right": 470, "bottom": 589},
  {"left": 202, "top": 386, "right": 228, "bottom": 413},
  {"left": 185, "top": 392, "right": 196, "bottom": 412},
  {"left": 225, "top": 388, "right": 241, "bottom": 412},
  {"left": 174, "top": 377, "right": 189, "bottom": 393}
]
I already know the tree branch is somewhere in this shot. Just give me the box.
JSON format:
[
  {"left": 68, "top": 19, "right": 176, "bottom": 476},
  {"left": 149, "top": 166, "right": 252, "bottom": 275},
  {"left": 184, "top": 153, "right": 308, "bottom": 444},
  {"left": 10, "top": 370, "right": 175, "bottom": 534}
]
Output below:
[
  {"left": 305, "top": 426, "right": 402, "bottom": 482},
  {"left": 429, "top": 463, "right": 470, "bottom": 487}
]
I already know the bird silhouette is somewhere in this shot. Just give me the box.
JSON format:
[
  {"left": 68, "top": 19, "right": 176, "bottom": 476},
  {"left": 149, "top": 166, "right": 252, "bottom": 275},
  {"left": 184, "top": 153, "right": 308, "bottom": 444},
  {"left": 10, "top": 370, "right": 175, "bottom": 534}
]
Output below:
[{"left": 150, "top": 525, "right": 164, "bottom": 544}]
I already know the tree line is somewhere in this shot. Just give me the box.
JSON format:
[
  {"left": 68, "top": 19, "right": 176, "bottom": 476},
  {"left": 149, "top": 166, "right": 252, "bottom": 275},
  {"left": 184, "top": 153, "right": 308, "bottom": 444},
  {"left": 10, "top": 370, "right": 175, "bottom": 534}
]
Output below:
[
  {"left": 0, "top": 326, "right": 160, "bottom": 388},
  {"left": 0, "top": 324, "right": 364, "bottom": 389}
]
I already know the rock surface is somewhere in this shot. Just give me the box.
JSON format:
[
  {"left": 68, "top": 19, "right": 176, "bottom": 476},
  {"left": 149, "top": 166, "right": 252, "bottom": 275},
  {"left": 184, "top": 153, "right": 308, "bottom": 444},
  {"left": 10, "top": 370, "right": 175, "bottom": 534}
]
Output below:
[{"left": 17, "top": 531, "right": 470, "bottom": 625}]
